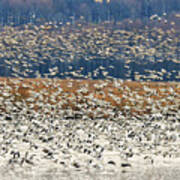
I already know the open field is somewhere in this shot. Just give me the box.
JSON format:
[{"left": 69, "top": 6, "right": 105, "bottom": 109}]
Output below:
[
  {"left": 0, "top": 77, "right": 179, "bottom": 116},
  {"left": 0, "top": 78, "right": 180, "bottom": 180}
]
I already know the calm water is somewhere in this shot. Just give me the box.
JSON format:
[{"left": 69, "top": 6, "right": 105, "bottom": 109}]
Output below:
[{"left": 1, "top": 165, "right": 180, "bottom": 180}]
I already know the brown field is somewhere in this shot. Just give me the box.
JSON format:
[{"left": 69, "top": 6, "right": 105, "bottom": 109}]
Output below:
[{"left": 0, "top": 77, "right": 179, "bottom": 116}]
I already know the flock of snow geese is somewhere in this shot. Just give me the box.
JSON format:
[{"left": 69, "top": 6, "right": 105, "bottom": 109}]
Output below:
[
  {"left": 0, "top": 21, "right": 179, "bottom": 80},
  {"left": 0, "top": 18, "right": 179, "bottom": 178},
  {"left": 0, "top": 78, "right": 179, "bottom": 176}
]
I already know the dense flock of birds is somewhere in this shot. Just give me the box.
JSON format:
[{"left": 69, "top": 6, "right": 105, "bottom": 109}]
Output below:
[
  {"left": 0, "top": 78, "right": 179, "bottom": 175},
  {"left": 0, "top": 17, "right": 179, "bottom": 177},
  {"left": 0, "top": 20, "right": 179, "bottom": 80}
]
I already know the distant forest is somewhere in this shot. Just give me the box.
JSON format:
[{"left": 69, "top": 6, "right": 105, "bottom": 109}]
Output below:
[{"left": 0, "top": 0, "right": 180, "bottom": 25}]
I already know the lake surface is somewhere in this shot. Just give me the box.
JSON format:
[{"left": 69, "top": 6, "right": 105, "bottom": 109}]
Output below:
[{"left": 1, "top": 165, "right": 180, "bottom": 180}]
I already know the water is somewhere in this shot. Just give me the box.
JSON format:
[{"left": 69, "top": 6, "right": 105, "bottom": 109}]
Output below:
[{"left": 1, "top": 166, "right": 180, "bottom": 180}]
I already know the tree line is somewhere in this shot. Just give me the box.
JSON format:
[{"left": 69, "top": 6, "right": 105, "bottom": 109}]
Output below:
[{"left": 0, "top": 0, "right": 180, "bottom": 25}]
